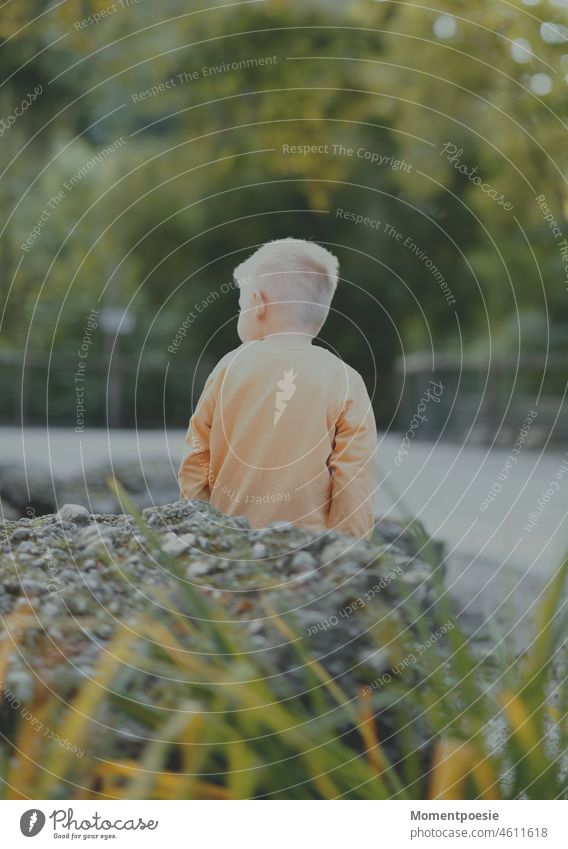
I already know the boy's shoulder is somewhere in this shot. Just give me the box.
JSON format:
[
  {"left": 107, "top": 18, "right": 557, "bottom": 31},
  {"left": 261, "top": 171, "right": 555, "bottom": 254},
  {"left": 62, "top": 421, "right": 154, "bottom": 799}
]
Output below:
[
  {"left": 314, "top": 346, "right": 367, "bottom": 386},
  {"left": 210, "top": 342, "right": 367, "bottom": 389}
]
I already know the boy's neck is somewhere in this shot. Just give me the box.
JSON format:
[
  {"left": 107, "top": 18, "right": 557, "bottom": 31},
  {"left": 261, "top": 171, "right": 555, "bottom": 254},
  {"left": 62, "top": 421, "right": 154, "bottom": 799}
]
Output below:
[{"left": 259, "top": 331, "right": 313, "bottom": 346}]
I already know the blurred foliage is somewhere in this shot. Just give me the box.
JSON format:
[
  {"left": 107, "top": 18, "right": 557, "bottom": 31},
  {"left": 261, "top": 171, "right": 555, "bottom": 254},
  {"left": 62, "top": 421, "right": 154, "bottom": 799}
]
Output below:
[
  {"left": 1, "top": 492, "right": 567, "bottom": 799},
  {"left": 0, "top": 0, "right": 567, "bottom": 424}
]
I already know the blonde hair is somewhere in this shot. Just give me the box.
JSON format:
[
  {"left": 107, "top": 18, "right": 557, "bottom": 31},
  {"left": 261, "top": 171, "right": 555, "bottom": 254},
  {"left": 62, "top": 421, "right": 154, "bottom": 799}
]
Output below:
[{"left": 234, "top": 238, "right": 339, "bottom": 332}]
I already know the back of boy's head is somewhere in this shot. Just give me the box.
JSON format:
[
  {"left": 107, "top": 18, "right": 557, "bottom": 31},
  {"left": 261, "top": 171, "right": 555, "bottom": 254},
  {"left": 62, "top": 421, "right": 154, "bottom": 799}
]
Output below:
[{"left": 234, "top": 238, "right": 339, "bottom": 333}]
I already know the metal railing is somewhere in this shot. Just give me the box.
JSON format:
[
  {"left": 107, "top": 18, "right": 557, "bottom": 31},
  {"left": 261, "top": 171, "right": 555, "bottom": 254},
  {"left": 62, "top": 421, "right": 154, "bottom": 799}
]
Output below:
[
  {"left": 393, "top": 352, "right": 567, "bottom": 446},
  {"left": 0, "top": 350, "right": 212, "bottom": 429}
]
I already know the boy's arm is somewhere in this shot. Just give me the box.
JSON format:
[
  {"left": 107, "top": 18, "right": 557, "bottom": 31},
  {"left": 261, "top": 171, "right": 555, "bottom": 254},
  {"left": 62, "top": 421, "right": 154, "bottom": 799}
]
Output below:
[
  {"left": 178, "top": 369, "right": 220, "bottom": 501},
  {"left": 327, "top": 374, "right": 377, "bottom": 538}
]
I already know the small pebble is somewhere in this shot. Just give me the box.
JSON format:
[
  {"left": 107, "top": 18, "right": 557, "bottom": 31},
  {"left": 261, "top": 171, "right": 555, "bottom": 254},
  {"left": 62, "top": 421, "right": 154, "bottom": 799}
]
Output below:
[
  {"left": 10, "top": 528, "right": 30, "bottom": 543},
  {"left": 291, "top": 551, "right": 317, "bottom": 571},
  {"left": 186, "top": 561, "right": 213, "bottom": 578},
  {"left": 55, "top": 504, "right": 91, "bottom": 525},
  {"left": 160, "top": 532, "right": 192, "bottom": 557},
  {"left": 17, "top": 541, "right": 37, "bottom": 554}
]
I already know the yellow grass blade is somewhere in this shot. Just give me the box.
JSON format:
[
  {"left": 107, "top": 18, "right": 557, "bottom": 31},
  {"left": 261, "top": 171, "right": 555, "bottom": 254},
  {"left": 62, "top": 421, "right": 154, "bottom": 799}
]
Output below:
[
  {"left": 471, "top": 756, "right": 501, "bottom": 800},
  {"left": 263, "top": 599, "right": 353, "bottom": 717},
  {"left": 123, "top": 707, "right": 206, "bottom": 799},
  {"left": 6, "top": 687, "right": 52, "bottom": 799},
  {"left": 95, "top": 759, "right": 232, "bottom": 799},
  {"left": 428, "top": 738, "right": 475, "bottom": 799},
  {"left": 35, "top": 622, "right": 137, "bottom": 797},
  {"left": 0, "top": 603, "right": 35, "bottom": 682},
  {"left": 499, "top": 689, "right": 546, "bottom": 772},
  {"left": 358, "top": 687, "right": 385, "bottom": 776}
]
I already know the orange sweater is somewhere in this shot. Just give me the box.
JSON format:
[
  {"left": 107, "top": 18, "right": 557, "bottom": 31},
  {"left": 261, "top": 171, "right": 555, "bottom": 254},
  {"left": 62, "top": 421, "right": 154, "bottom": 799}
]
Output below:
[{"left": 178, "top": 338, "right": 377, "bottom": 537}]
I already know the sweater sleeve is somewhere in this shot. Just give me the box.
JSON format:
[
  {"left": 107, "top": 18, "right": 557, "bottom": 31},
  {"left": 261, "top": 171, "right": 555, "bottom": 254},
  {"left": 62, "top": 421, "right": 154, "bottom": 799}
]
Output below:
[
  {"left": 327, "top": 373, "right": 377, "bottom": 538},
  {"left": 178, "top": 368, "right": 221, "bottom": 501}
]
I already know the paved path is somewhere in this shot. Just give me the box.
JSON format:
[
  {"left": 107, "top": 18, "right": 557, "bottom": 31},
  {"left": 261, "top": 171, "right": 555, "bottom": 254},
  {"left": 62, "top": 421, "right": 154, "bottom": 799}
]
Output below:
[
  {"left": 373, "top": 432, "right": 568, "bottom": 651},
  {"left": 2, "top": 427, "right": 567, "bottom": 648}
]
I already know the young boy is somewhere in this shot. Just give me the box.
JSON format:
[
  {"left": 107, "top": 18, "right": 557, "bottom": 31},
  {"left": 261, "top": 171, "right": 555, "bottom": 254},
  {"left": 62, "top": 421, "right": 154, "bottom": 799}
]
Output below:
[{"left": 178, "top": 238, "right": 377, "bottom": 538}]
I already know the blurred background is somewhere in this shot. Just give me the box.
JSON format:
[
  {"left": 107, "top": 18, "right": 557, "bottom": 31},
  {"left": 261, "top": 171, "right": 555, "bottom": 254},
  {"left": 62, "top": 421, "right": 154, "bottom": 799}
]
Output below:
[
  {"left": 2, "top": 2, "right": 568, "bottom": 804},
  {"left": 0, "top": 0, "right": 567, "bottom": 603}
]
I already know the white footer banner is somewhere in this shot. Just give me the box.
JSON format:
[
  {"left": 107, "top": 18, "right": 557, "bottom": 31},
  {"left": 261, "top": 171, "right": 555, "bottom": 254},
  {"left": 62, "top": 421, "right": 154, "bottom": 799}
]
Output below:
[{"left": 2, "top": 800, "right": 566, "bottom": 847}]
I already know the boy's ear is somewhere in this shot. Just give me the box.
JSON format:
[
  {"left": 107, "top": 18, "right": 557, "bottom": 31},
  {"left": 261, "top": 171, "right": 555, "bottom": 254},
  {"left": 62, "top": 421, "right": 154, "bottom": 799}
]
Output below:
[{"left": 253, "top": 288, "right": 268, "bottom": 320}]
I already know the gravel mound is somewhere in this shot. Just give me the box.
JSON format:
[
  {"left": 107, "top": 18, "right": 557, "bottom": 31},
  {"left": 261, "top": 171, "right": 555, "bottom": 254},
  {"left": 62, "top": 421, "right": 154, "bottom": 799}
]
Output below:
[
  {"left": 0, "top": 498, "right": 447, "bottom": 772},
  {"left": 0, "top": 499, "right": 441, "bottom": 692}
]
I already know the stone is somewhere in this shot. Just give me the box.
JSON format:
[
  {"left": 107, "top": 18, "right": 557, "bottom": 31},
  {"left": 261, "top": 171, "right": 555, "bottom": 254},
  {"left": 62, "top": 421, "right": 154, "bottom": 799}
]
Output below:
[
  {"left": 160, "top": 532, "right": 193, "bottom": 557},
  {"left": 41, "top": 601, "right": 62, "bottom": 618},
  {"left": 186, "top": 560, "right": 215, "bottom": 578},
  {"left": 55, "top": 504, "right": 91, "bottom": 525},
  {"left": 269, "top": 520, "right": 294, "bottom": 532},
  {"left": 291, "top": 551, "right": 317, "bottom": 571},
  {"left": 251, "top": 542, "right": 268, "bottom": 559},
  {"left": 232, "top": 516, "right": 250, "bottom": 529},
  {"left": 320, "top": 540, "right": 355, "bottom": 564},
  {"left": 17, "top": 554, "right": 32, "bottom": 564},
  {"left": 20, "top": 578, "right": 44, "bottom": 594},
  {"left": 6, "top": 669, "right": 34, "bottom": 702},
  {"left": 10, "top": 527, "right": 31, "bottom": 543},
  {"left": 17, "top": 541, "right": 37, "bottom": 554},
  {"left": 180, "top": 532, "right": 197, "bottom": 547},
  {"left": 67, "top": 596, "right": 88, "bottom": 615},
  {"left": 94, "top": 623, "right": 113, "bottom": 639},
  {"left": 75, "top": 525, "right": 116, "bottom": 556}
]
